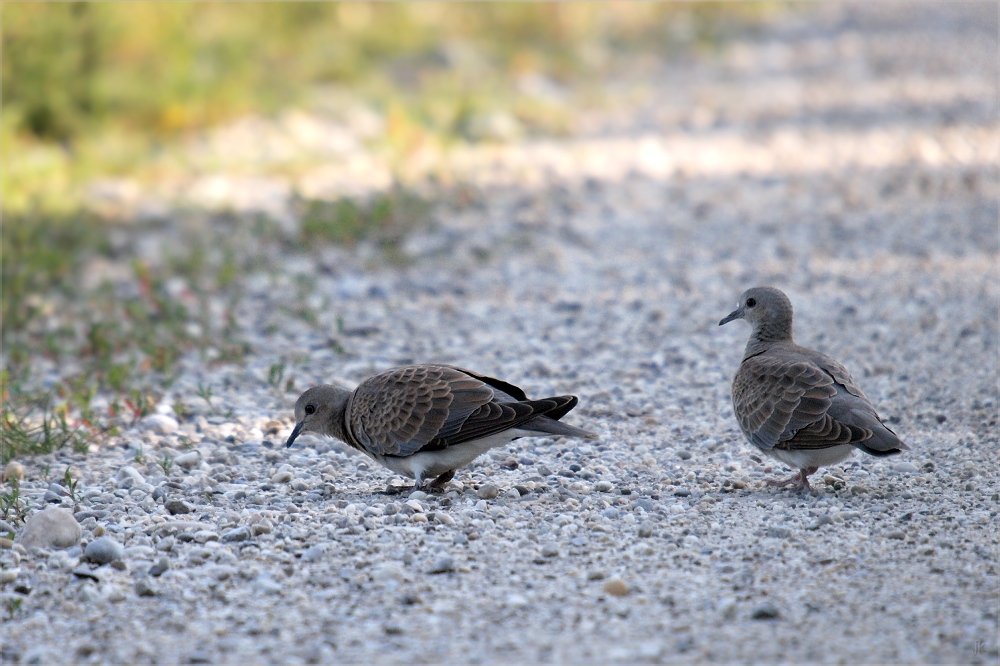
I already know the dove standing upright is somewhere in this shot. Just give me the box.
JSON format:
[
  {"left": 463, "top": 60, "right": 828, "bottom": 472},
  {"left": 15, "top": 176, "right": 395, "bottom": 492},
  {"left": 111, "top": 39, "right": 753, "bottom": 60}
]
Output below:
[
  {"left": 719, "top": 287, "right": 909, "bottom": 490},
  {"left": 285, "top": 364, "right": 596, "bottom": 490}
]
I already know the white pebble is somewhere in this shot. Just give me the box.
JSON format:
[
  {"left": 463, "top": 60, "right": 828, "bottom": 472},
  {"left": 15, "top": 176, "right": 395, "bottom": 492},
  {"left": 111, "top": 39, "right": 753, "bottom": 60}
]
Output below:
[{"left": 143, "top": 414, "right": 179, "bottom": 436}]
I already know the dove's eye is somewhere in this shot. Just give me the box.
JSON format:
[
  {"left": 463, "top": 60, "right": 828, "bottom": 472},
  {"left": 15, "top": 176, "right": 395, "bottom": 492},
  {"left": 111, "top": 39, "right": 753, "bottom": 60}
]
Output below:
[
  {"left": 304, "top": 404, "right": 316, "bottom": 415},
  {"left": 746, "top": 298, "right": 757, "bottom": 308}
]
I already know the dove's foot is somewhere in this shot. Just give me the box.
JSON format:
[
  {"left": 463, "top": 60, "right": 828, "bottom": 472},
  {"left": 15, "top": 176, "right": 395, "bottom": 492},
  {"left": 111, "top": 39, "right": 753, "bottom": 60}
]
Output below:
[{"left": 765, "top": 467, "right": 817, "bottom": 492}]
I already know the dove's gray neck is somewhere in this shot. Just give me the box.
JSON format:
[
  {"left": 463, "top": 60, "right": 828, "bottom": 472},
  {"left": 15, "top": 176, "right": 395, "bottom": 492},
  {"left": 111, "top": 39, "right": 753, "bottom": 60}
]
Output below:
[
  {"left": 743, "top": 316, "right": 794, "bottom": 359},
  {"left": 321, "top": 390, "right": 354, "bottom": 444}
]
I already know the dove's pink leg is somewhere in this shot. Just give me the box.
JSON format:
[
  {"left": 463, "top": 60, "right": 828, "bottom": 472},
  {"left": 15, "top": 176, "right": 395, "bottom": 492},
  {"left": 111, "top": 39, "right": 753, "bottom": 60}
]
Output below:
[{"left": 765, "top": 467, "right": 818, "bottom": 491}]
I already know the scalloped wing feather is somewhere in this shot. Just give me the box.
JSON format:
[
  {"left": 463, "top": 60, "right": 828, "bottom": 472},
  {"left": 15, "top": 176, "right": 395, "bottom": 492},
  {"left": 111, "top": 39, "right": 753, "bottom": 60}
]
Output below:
[
  {"left": 732, "top": 357, "right": 837, "bottom": 451},
  {"left": 349, "top": 365, "right": 493, "bottom": 456}
]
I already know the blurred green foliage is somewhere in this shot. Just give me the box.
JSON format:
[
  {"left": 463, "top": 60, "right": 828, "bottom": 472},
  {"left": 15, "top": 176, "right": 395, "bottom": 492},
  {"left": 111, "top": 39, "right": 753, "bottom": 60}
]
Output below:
[
  {"left": 299, "top": 187, "right": 430, "bottom": 259},
  {"left": 2, "top": 2, "right": 771, "bottom": 211},
  {"left": 3, "top": 2, "right": 748, "bottom": 139}
]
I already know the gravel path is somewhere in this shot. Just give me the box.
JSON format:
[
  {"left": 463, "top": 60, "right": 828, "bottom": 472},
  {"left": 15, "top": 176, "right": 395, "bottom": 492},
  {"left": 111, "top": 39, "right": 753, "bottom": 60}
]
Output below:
[{"left": 4, "top": 4, "right": 998, "bottom": 664}]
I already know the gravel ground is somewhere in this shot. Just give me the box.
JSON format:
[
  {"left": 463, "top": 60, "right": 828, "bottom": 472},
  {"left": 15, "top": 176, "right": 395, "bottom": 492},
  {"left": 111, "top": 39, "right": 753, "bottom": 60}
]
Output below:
[{"left": 3, "top": 4, "right": 998, "bottom": 664}]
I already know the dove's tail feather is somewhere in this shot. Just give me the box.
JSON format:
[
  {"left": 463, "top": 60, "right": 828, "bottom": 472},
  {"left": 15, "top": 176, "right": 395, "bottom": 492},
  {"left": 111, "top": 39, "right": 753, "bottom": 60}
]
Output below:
[
  {"left": 855, "top": 421, "right": 908, "bottom": 456},
  {"left": 523, "top": 415, "right": 598, "bottom": 440}
]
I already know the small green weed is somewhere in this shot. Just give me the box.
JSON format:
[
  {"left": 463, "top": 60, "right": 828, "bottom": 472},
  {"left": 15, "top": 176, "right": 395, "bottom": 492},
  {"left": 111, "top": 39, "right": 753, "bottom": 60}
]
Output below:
[
  {"left": 5, "top": 597, "right": 22, "bottom": 621},
  {"left": 1, "top": 399, "right": 88, "bottom": 463},
  {"left": 298, "top": 189, "right": 430, "bottom": 253},
  {"left": 196, "top": 383, "right": 214, "bottom": 407},
  {"left": 62, "top": 466, "right": 79, "bottom": 502},
  {"left": 172, "top": 402, "right": 191, "bottom": 420},
  {"left": 267, "top": 362, "right": 286, "bottom": 390},
  {"left": 0, "top": 480, "right": 27, "bottom": 526}
]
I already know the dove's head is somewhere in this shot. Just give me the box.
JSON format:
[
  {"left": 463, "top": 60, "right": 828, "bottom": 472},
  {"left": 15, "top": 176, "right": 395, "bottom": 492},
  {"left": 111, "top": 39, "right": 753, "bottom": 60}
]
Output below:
[
  {"left": 719, "top": 286, "right": 794, "bottom": 341},
  {"left": 286, "top": 384, "right": 352, "bottom": 448}
]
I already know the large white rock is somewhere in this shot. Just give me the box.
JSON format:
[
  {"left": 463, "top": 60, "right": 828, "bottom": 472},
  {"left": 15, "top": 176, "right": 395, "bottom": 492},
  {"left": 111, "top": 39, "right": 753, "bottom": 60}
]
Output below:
[
  {"left": 143, "top": 414, "right": 179, "bottom": 435},
  {"left": 173, "top": 451, "right": 201, "bottom": 469},
  {"left": 116, "top": 465, "right": 146, "bottom": 485},
  {"left": 15, "top": 507, "right": 81, "bottom": 549}
]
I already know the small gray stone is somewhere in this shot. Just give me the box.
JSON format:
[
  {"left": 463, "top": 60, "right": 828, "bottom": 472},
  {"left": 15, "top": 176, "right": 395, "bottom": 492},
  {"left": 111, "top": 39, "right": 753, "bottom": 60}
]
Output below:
[
  {"left": 638, "top": 522, "right": 655, "bottom": 538},
  {"left": 766, "top": 526, "right": 792, "bottom": 539},
  {"left": 173, "top": 451, "right": 201, "bottom": 469},
  {"left": 143, "top": 414, "right": 179, "bottom": 436},
  {"left": 476, "top": 484, "right": 499, "bottom": 500},
  {"left": 46, "top": 482, "right": 68, "bottom": 497},
  {"left": 886, "top": 530, "right": 906, "bottom": 540},
  {"left": 165, "top": 499, "right": 193, "bottom": 515},
  {"left": 250, "top": 522, "right": 272, "bottom": 536},
  {"left": 807, "top": 514, "right": 832, "bottom": 531},
  {"left": 156, "top": 536, "right": 176, "bottom": 552},
  {"left": 256, "top": 577, "right": 283, "bottom": 594},
  {"left": 426, "top": 556, "right": 455, "bottom": 574},
  {"left": 74, "top": 510, "right": 109, "bottom": 521},
  {"left": 15, "top": 507, "right": 81, "bottom": 550},
  {"left": 505, "top": 593, "right": 530, "bottom": 609},
  {"left": 594, "top": 480, "right": 614, "bottom": 493},
  {"left": 149, "top": 558, "right": 170, "bottom": 577},
  {"left": 125, "top": 546, "right": 156, "bottom": 560},
  {"left": 751, "top": 602, "right": 781, "bottom": 620},
  {"left": 187, "top": 548, "right": 212, "bottom": 564},
  {"left": 301, "top": 544, "right": 327, "bottom": 562},
  {"left": 633, "top": 498, "right": 655, "bottom": 512},
  {"left": 222, "top": 526, "right": 251, "bottom": 543},
  {"left": 135, "top": 578, "right": 158, "bottom": 597},
  {"left": 72, "top": 566, "right": 100, "bottom": 582},
  {"left": 194, "top": 530, "right": 220, "bottom": 544},
  {"left": 541, "top": 543, "right": 560, "bottom": 558},
  {"left": 893, "top": 462, "right": 919, "bottom": 474},
  {"left": 434, "top": 512, "right": 456, "bottom": 526},
  {"left": 116, "top": 466, "right": 146, "bottom": 485},
  {"left": 271, "top": 470, "right": 294, "bottom": 484},
  {"left": 85, "top": 537, "right": 124, "bottom": 564}
]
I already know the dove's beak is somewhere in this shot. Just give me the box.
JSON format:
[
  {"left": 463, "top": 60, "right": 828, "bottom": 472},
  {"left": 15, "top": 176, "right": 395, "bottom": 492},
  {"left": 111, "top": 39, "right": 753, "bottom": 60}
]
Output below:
[
  {"left": 719, "top": 307, "right": 744, "bottom": 326},
  {"left": 285, "top": 421, "right": 305, "bottom": 448}
]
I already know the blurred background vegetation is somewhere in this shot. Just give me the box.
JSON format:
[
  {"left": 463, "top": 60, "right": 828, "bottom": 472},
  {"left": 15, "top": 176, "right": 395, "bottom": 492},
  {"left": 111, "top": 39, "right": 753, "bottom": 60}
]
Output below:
[
  {"left": 2, "top": 2, "right": 773, "bottom": 212},
  {"left": 2, "top": 2, "right": 773, "bottom": 463}
]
